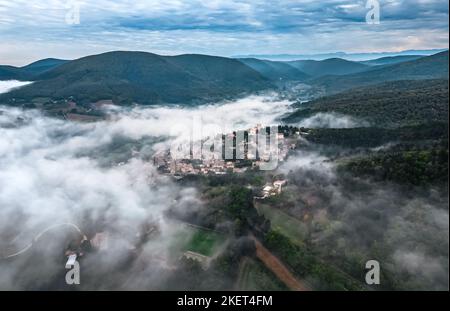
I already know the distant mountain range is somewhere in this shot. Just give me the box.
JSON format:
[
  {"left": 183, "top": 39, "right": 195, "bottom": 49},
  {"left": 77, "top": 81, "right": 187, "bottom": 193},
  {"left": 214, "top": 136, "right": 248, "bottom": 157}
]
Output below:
[
  {"left": 310, "top": 51, "right": 449, "bottom": 94},
  {"left": 238, "top": 51, "right": 448, "bottom": 93},
  {"left": 237, "top": 57, "right": 371, "bottom": 81},
  {"left": 233, "top": 49, "right": 448, "bottom": 61},
  {"left": 237, "top": 58, "right": 310, "bottom": 82},
  {"left": 359, "top": 55, "right": 423, "bottom": 66},
  {"left": 287, "top": 58, "right": 369, "bottom": 77},
  {"left": 0, "top": 50, "right": 448, "bottom": 107}
]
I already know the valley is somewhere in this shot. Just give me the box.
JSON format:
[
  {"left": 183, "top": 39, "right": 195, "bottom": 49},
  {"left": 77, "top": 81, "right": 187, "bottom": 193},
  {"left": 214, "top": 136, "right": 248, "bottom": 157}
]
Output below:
[{"left": 0, "top": 48, "right": 448, "bottom": 291}]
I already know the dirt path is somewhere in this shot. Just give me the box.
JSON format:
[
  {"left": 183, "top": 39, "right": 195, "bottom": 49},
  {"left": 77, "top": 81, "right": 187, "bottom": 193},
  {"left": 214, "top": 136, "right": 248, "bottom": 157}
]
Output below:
[{"left": 252, "top": 236, "right": 310, "bottom": 291}]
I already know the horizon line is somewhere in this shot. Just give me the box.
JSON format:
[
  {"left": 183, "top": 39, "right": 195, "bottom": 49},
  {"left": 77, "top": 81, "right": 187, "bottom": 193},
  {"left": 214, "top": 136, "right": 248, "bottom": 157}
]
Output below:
[{"left": 2, "top": 47, "right": 449, "bottom": 67}]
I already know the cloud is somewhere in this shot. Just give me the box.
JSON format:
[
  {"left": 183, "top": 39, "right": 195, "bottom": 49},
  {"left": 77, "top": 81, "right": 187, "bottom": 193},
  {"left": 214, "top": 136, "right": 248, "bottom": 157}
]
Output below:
[
  {"left": 0, "top": 0, "right": 448, "bottom": 65},
  {"left": 0, "top": 105, "right": 196, "bottom": 289},
  {"left": 0, "top": 93, "right": 297, "bottom": 289},
  {"left": 274, "top": 146, "right": 449, "bottom": 290},
  {"left": 278, "top": 149, "right": 334, "bottom": 176},
  {"left": 0, "top": 81, "right": 32, "bottom": 94},
  {"left": 393, "top": 250, "right": 448, "bottom": 284},
  {"left": 297, "top": 112, "right": 370, "bottom": 128},
  {"left": 0, "top": 84, "right": 448, "bottom": 290}
]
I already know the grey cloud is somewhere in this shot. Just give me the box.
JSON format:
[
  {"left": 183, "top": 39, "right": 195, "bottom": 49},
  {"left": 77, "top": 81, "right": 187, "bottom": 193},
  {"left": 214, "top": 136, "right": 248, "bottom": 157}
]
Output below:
[{"left": 0, "top": 0, "right": 448, "bottom": 65}]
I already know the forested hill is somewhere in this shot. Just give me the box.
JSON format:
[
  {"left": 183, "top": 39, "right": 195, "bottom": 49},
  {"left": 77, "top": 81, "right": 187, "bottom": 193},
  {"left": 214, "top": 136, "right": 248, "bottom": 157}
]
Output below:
[
  {"left": 283, "top": 79, "right": 449, "bottom": 127},
  {"left": 310, "top": 51, "right": 449, "bottom": 94},
  {"left": 0, "top": 58, "right": 68, "bottom": 81},
  {"left": 287, "top": 58, "right": 369, "bottom": 77},
  {"left": 0, "top": 51, "right": 273, "bottom": 106},
  {"left": 359, "top": 55, "right": 422, "bottom": 66},
  {"left": 237, "top": 58, "right": 310, "bottom": 81}
]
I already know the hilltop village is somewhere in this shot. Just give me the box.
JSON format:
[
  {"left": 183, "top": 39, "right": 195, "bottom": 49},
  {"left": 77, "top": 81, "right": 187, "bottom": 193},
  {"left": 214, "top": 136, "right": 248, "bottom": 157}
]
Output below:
[{"left": 152, "top": 125, "right": 302, "bottom": 177}]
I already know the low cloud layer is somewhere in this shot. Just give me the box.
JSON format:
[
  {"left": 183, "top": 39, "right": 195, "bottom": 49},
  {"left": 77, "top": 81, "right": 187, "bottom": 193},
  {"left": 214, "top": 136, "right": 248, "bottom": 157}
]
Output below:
[
  {"left": 0, "top": 105, "right": 199, "bottom": 289},
  {"left": 297, "top": 112, "right": 370, "bottom": 128},
  {"left": 275, "top": 147, "right": 448, "bottom": 290},
  {"left": 0, "top": 91, "right": 295, "bottom": 289},
  {"left": 0, "top": 80, "right": 32, "bottom": 94},
  {"left": 0, "top": 82, "right": 447, "bottom": 290}
]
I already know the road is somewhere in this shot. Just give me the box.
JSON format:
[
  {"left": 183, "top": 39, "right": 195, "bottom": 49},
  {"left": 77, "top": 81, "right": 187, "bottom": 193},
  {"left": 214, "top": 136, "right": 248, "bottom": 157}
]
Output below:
[
  {"left": 252, "top": 236, "right": 310, "bottom": 291},
  {"left": 1, "top": 223, "right": 85, "bottom": 260}
]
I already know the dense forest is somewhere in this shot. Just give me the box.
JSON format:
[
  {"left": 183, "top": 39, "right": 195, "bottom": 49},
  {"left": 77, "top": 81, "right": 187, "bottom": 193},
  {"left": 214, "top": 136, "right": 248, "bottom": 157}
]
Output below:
[
  {"left": 0, "top": 51, "right": 273, "bottom": 106},
  {"left": 284, "top": 79, "right": 449, "bottom": 127},
  {"left": 304, "top": 122, "right": 448, "bottom": 148},
  {"left": 341, "top": 144, "right": 448, "bottom": 186}
]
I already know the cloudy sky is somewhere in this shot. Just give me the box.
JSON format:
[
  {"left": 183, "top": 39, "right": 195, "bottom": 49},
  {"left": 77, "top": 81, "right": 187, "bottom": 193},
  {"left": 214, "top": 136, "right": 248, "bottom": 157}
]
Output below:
[{"left": 0, "top": 0, "right": 448, "bottom": 65}]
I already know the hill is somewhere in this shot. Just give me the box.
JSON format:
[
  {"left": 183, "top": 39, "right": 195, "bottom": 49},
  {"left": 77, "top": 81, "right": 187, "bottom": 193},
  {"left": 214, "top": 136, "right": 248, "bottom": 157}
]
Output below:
[
  {"left": 0, "top": 51, "right": 273, "bottom": 106},
  {"left": 360, "top": 55, "right": 423, "bottom": 66},
  {"left": 19, "top": 58, "right": 69, "bottom": 76},
  {"left": 0, "top": 58, "right": 68, "bottom": 81},
  {"left": 311, "top": 51, "right": 449, "bottom": 94},
  {"left": 237, "top": 58, "right": 309, "bottom": 81},
  {"left": 0, "top": 65, "right": 22, "bottom": 80},
  {"left": 286, "top": 58, "right": 370, "bottom": 77},
  {"left": 283, "top": 79, "right": 449, "bottom": 127}
]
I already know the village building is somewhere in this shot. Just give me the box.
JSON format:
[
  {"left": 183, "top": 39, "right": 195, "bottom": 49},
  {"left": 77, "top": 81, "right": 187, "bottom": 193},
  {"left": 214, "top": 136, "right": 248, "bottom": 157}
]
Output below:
[{"left": 182, "top": 251, "right": 211, "bottom": 270}]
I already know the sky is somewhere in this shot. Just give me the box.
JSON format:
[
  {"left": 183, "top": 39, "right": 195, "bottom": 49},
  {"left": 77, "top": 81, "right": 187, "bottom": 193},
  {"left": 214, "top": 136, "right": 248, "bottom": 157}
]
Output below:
[{"left": 0, "top": 0, "right": 448, "bottom": 65}]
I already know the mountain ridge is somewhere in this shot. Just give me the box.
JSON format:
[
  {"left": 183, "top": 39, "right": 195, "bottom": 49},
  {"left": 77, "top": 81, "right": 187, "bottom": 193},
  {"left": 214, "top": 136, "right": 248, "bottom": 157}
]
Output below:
[
  {"left": 232, "top": 48, "right": 448, "bottom": 61},
  {"left": 237, "top": 58, "right": 310, "bottom": 81},
  {"left": 0, "top": 51, "right": 273, "bottom": 106},
  {"left": 360, "top": 55, "right": 423, "bottom": 66},
  {"left": 287, "top": 58, "right": 370, "bottom": 77},
  {"left": 0, "top": 58, "right": 69, "bottom": 81},
  {"left": 310, "top": 51, "right": 449, "bottom": 94}
]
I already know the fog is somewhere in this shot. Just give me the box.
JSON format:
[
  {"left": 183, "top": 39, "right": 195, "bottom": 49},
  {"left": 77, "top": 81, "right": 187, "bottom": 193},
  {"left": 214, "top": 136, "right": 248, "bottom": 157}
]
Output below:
[
  {"left": 0, "top": 82, "right": 447, "bottom": 290},
  {"left": 0, "top": 80, "right": 32, "bottom": 94},
  {"left": 297, "top": 112, "right": 370, "bottom": 128},
  {"left": 276, "top": 147, "right": 449, "bottom": 290},
  {"left": 0, "top": 89, "right": 298, "bottom": 290},
  {"left": 0, "top": 105, "right": 201, "bottom": 289}
]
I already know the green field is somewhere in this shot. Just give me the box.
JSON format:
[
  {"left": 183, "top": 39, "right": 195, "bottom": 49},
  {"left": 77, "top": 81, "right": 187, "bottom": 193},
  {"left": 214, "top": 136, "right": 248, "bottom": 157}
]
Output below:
[
  {"left": 256, "top": 203, "right": 308, "bottom": 246},
  {"left": 238, "top": 258, "right": 288, "bottom": 291},
  {"left": 170, "top": 224, "right": 226, "bottom": 257},
  {"left": 184, "top": 229, "right": 225, "bottom": 256}
]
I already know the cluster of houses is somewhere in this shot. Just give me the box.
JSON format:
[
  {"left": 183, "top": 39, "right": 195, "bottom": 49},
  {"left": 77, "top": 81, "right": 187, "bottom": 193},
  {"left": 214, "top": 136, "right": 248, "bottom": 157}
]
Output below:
[
  {"left": 152, "top": 124, "right": 298, "bottom": 177},
  {"left": 255, "top": 179, "right": 288, "bottom": 199}
]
